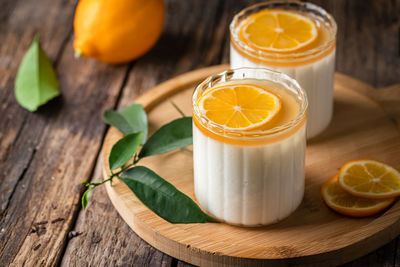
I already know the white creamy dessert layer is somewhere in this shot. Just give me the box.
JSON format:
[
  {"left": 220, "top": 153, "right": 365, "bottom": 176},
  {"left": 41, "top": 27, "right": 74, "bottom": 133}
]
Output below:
[
  {"left": 230, "top": 46, "right": 336, "bottom": 139},
  {"left": 193, "top": 123, "right": 306, "bottom": 226}
]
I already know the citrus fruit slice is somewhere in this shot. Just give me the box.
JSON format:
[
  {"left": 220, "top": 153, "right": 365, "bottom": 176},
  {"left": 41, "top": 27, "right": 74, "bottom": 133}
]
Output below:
[
  {"left": 322, "top": 175, "right": 395, "bottom": 217},
  {"left": 338, "top": 159, "right": 400, "bottom": 199},
  {"left": 240, "top": 10, "right": 318, "bottom": 53},
  {"left": 198, "top": 84, "right": 281, "bottom": 130}
]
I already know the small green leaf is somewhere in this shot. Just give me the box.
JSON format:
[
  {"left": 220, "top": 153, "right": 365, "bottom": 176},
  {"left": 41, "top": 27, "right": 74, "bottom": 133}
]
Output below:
[
  {"left": 120, "top": 166, "right": 216, "bottom": 223},
  {"left": 103, "top": 104, "right": 148, "bottom": 144},
  {"left": 82, "top": 187, "right": 93, "bottom": 210},
  {"left": 120, "top": 105, "right": 148, "bottom": 142},
  {"left": 109, "top": 132, "right": 143, "bottom": 171},
  {"left": 15, "top": 34, "right": 60, "bottom": 111},
  {"left": 139, "top": 117, "right": 192, "bottom": 159},
  {"left": 103, "top": 110, "right": 133, "bottom": 136}
]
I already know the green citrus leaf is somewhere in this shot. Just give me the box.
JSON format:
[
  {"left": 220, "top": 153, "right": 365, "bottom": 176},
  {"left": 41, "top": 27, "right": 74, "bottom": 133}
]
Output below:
[
  {"left": 103, "top": 104, "right": 148, "bottom": 144},
  {"left": 120, "top": 166, "right": 217, "bottom": 223},
  {"left": 14, "top": 34, "right": 60, "bottom": 111},
  {"left": 109, "top": 132, "right": 143, "bottom": 171},
  {"left": 120, "top": 104, "right": 148, "bottom": 143},
  {"left": 103, "top": 110, "right": 133, "bottom": 135},
  {"left": 81, "top": 187, "right": 93, "bottom": 210},
  {"left": 139, "top": 117, "right": 192, "bottom": 159}
]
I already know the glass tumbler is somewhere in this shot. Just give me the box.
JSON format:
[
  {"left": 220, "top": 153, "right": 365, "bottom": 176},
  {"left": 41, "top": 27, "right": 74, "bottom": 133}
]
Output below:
[
  {"left": 230, "top": 1, "right": 336, "bottom": 139},
  {"left": 192, "top": 68, "right": 308, "bottom": 226}
]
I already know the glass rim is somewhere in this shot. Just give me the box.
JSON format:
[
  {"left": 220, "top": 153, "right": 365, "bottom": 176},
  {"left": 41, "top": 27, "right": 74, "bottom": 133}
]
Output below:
[
  {"left": 192, "top": 67, "right": 308, "bottom": 139},
  {"left": 229, "top": 0, "right": 337, "bottom": 62}
]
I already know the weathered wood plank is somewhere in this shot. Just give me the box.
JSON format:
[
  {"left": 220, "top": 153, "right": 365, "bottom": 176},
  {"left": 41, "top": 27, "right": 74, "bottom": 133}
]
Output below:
[
  {"left": 310, "top": 0, "right": 400, "bottom": 87},
  {"left": 177, "top": 261, "right": 195, "bottom": 267},
  {"left": 342, "top": 239, "right": 397, "bottom": 267},
  {"left": 0, "top": 42, "right": 128, "bottom": 266},
  {"left": 60, "top": 156, "right": 173, "bottom": 267},
  {"left": 0, "top": 0, "right": 76, "bottom": 216},
  {"left": 394, "top": 236, "right": 400, "bottom": 266},
  {"left": 0, "top": 1, "right": 80, "bottom": 265},
  {"left": 375, "top": 0, "right": 400, "bottom": 87},
  {"left": 0, "top": 0, "right": 130, "bottom": 263}
]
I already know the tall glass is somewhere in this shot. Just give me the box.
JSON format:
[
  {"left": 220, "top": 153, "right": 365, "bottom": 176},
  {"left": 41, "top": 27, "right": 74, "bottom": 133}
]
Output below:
[
  {"left": 230, "top": 1, "right": 336, "bottom": 139},
  {"left": 192, "top": 68, "right": 308, "bottom": 226}
]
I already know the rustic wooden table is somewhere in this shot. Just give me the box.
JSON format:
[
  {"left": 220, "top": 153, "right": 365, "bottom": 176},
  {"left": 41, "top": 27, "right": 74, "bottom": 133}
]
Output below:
[{"left": 1, "top": 0, "right": 400, "bottom": 266}]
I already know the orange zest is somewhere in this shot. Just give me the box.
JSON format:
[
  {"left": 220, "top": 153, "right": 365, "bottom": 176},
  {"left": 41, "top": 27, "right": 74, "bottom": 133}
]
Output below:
[
  {"left": 338, "top": 159, "right": 400, "bottom": 199},
  {"left": 198, "top": 84, "right": 281, "bottom": 130},
  {"left": 240, "top": 10, "right": 317, "bottom": 53},
  {"left": 321, "top": 175, "right": 395, "bottom": 217}
]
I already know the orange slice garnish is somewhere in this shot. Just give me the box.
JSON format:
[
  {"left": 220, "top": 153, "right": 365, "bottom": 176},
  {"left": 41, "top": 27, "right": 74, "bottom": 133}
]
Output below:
[
  {"left": 322, "top": 175, "right": 395, "bottom": 217},
  {"left": 338, "top": 159, "right": 400, "bottom": 199},
  {"left": 198, "top": 84, "right": 281, "bottom": 130},
  {"left": 240, "top": 9, "right": 318, "bottom": 53}
]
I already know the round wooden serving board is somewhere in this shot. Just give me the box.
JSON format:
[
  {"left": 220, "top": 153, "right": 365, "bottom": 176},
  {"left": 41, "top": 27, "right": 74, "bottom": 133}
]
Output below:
[{"left": 102, "top": 65, "right": 400, "bottom": 266}]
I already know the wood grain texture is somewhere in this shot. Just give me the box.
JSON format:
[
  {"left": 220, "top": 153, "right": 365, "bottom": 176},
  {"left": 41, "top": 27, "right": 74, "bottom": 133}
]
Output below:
[
  {"left": 0, "top": 0, "right": 399, "bottom": 266},
  {"left": 60, "top": 156, "right": 174, "bottom": 267},
  {"left": 309, "top": 0, "right": 400, "bottom": 87},
  {"left": 101, "top": 68, "right": 400, "bottom": 266},
  {"left": 0, "top": 0, "right": 75, "bottom": 216},
  {"left": 0, "top": 0, "right": 130, "bottom": 265},
  {"left": 0, "top": 46, "right": 128, "bottom": 266}
]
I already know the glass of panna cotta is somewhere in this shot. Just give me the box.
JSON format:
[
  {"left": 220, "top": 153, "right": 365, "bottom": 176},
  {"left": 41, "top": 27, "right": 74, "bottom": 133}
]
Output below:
[
  {"left": 192, "top": 68, "right": 307, "bottom": 226},
  {"left": 230, "top": 1, "right": 336, "bottom": 139}
]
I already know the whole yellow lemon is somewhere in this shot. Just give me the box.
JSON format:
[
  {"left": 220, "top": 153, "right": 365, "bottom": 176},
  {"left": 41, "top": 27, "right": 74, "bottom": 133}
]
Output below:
[{"left": 73, "top": 0, "right": 165, "bottom": 63}]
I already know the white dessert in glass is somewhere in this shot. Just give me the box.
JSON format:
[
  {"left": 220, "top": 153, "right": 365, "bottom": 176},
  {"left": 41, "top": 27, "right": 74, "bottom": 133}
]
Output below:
[
  {"left": 230, "top": 1, "right": 336, "bottom": 139},
  {"left": 192, "top": 68, "right": 307, "bottom": 226}
]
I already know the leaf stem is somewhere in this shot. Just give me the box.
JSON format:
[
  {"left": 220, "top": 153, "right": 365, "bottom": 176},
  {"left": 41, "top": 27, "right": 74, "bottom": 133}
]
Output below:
[
  {"left": 181, "top": 147, "right": 193, "bottom": 153},
  {"left": 74, "top": 49, "right": 83, "bottom": 58},
  {"left": 85, "top": 177, "right": 113, "bottom": 187},
  {"left": 81, "top": 161, "right": 138, "bottom": 208},
  {"left": 169, "top": 99, "right": 186, "bottom": 117},
  {"left": 117, "top": 163, "right": 135, "bottom": 175},
  {"left": 133, "top": 153, "right": 140, "bottom": 165},
  {"left": 82, "top": 162, "right": 135, "bottom": 188}
]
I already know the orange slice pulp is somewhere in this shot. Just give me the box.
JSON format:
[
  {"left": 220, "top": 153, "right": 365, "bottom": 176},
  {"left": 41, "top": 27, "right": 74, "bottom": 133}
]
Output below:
[
  {"left": 239, "top": 9, "right": 318, "bottom": 53},
  {"left": 198, "top": 84, "right": 281, "bottom": 130},
  {"left": 338, "top": 159, "right": 400, "bottom": 199},
  {"left": 321, "top": 175, "right": 395, "bottom": 217}
]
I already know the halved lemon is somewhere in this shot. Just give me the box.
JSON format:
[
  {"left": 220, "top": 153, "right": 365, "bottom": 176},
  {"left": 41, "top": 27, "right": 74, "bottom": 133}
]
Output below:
[
  {"left": 322, "top": 175, "right": 395, "bottom": 217},
  {"left": 198, "top": 84, "right": 281, "bottom": 130},
  {"left": 240, "top": 10, "right": 318, "bottom": 53},
  {"left": 338, "top": 159, "right": 400, "bottom": 199}
]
